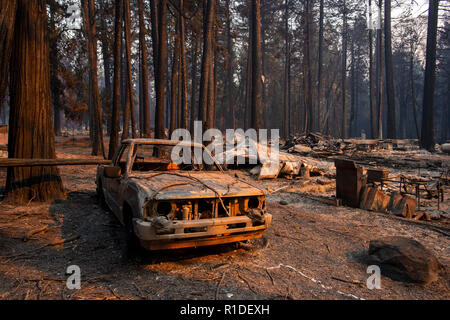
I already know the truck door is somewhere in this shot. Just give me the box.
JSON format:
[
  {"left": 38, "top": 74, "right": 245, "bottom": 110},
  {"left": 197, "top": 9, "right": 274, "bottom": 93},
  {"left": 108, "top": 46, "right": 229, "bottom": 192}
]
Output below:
[{"left": 104, "top": 144, "right": 131, "bottom": 213}]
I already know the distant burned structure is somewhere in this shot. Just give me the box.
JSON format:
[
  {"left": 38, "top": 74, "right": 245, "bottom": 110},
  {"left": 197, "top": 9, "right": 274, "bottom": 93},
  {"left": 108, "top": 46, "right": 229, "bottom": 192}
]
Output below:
[{"left": 334, "top": 157, "right": 446, "bottom": 221}]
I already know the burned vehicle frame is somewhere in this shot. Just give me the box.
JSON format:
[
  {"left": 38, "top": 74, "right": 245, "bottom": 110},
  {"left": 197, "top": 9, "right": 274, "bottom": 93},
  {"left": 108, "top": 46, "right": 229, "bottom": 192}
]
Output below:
[{"left": 96, "top": 139, "right": 272, "bottom": 250}]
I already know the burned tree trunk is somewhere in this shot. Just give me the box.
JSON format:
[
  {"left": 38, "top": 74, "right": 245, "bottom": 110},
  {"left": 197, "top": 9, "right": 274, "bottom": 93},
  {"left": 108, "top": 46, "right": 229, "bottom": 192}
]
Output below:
[
  {"left": 317, "top": 0, "right": 324, "bottom": 133},
  {"left": 98, "top": 0, "right": 113, "bottom": 136},
  {"left": 49, "top": 1, "right": 62, "bottom": 137},
  {"left": 150, "top": 0, "right": 160, "bottom": 137},
  {"left": 122, "top": 0, "right": 136, "bottom": 140},
  {"left": 420, "top": 0, "right": 440, "bottom": 150},
  {"left": 377, "top": 0, "right": 383, "bottom": 139},
  {"left": 410, "top": 49, "right": 420, "bottom": 140},
  {"left": 341, "top": 0, "right": 348, "bottom": 138},
  {"left": 138, "top": 0, "right": 150, "bottom": 137},
  {"left": 369, "top": 0, "right": 376, "bottom": 139},
  {"left": 224, "top": 0, "right": 235, "bottom": 129},
  {"left": 82, "top": 0, "right": 106, "bottom": 157},
  {"left": 207, "top": 44, "right": 216, "bottom": 130},
  {"left": 155, "top": 0, "right": 167, "bottom": 139},
  {"left": 150, "top": 0, "right": 160, "bottom": 129},
  {"left": 350, "top": 38, "right": 356, "bottom": 137},
  {"left": 6, "top": 0, "right": 65, "bottom": 203},
  {"left": 250, "top": 0, "right": 263, "bottom": 130},
  {"left": 170, "top": 25, "right": 180, "bottom": 135},
  {"left": 305, "top": 0, "right": 317, "bottom": 131},
  {"left": 305, "top": 0, "right": 313, "bottom": 133},
  {"left": 190, "top": 35, "right": 199, "bottom": 132},
  {"left": 99, "top": 0, "right": 112, "bottom": 94},
  {"left": 0, "top": 1, "right": 17, "bottom": 106},
  {"left": 283, "top": 0, "right": 290, "bottom": 137},
  {"left": 198, "top": 0, "right": 215, "bottom": 131},
  {"left": 108, "top": 0, "right": 123, "bottom": 159},
  {"left": 179, "top": 0, "right": 188, "bottom": 130},
  {"left": 177, "top": 46, "right": 183, "bottom": 129},
  {"left": 384, "top": 0, "right": 396, "bottom": 139},
  {"left": 245, "top": 28, "right": 252, "bottom": 131}
]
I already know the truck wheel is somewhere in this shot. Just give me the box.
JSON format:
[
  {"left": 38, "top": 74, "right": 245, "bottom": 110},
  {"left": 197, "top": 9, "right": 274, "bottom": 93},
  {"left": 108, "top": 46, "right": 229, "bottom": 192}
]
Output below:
[
  {"left": 126, "top": 223, "right": 140, "bottom": 252},
  {"left": 96, "top": 182, "right": 108, "bottom": 210},
  {"left": 124, "top": 206, "right": 141, "bottom": 256}
]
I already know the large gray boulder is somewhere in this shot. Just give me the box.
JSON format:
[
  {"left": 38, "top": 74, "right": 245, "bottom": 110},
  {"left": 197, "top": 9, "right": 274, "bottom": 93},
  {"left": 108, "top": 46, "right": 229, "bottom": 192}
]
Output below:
[{"left": 368, "top": 237, "right": 444, "bottom": 285}]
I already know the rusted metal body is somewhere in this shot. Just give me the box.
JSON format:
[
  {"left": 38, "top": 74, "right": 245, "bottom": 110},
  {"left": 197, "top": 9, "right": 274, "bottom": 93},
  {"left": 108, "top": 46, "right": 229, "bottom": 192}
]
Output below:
[
  {"left": 96, "top": 139, "right": 272, "bottom": 250},
  {"left": 334, "top": 158, "right": 365, "bottom": 208},
  {"left": 367, "top": 168, "right": 389, "bottom": 183}
]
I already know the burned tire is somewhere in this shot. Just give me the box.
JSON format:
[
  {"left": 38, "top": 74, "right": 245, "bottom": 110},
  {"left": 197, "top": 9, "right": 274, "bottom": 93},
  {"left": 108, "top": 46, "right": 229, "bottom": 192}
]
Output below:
[
  {"left": 96, "top": 181, "right": 108, "bottom": 210},
  {"left": 123, "top": 204, "right": 141, "bottom": 256}
]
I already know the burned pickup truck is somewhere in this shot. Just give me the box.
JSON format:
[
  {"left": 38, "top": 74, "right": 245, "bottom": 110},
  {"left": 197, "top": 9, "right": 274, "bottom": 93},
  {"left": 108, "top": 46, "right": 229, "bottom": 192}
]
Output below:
[{"left": 96, "top": 139, "right": 272, "bottom": 250}]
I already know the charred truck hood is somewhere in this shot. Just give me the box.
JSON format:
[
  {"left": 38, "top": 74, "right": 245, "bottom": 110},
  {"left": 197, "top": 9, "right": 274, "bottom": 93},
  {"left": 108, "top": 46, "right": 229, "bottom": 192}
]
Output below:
[{"left": 129, "top": 171, "right": 265, "bottom": 201}]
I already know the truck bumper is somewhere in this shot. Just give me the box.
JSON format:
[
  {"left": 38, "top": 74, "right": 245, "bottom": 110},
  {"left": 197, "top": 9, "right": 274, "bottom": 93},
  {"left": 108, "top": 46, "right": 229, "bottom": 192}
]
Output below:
[{"left": 133, "top": 214, "right": 272, "bottom": 250}]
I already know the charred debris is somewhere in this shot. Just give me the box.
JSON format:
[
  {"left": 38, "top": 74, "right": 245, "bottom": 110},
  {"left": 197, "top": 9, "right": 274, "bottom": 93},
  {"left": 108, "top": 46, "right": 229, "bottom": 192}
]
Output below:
[{"left": 217, "top": 132, "right": 450, "bottom": 223}]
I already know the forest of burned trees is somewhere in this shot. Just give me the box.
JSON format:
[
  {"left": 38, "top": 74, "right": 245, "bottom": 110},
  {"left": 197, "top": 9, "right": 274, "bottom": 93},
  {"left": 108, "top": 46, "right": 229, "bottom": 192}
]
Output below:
[{"left": 0, "top": 0, "right": 448, "bottom": 201}]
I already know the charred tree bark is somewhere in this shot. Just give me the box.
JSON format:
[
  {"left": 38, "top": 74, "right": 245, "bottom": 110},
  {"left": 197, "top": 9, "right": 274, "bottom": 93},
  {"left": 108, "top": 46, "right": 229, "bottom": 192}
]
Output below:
[
  {"left": 108, "top": 0, "right": 123, "bottom": 159},
  {"left": 245, "top": 30, "right": 252, "bottom": 131},
  {"left": 98, "top": 0, "right": 112, "bottom": 136},
  {"left": 198, "top": 0, "right": 215, "bottom": 131},
  {"left": 350, "top": 38, "right": 355, "bottom": 137},
  {"left": 6, "top": 0, "right": 65, "bottom": 203},
  {"left": 179, "top": 0, "right": 188, "bottom": 130},
  {"left": 377, "top": 0, "right": 383, "bottom": 139},
  {"left": 341, "top": 0, "right": 348, "bottom": 138},
  {"left": 305, "top": 0, "right": 313, "bottom": 133},
  {"left": 170, "top": 25, "right": 180, "bottom": 135},
  {"left": 0, "top": 1, "right": 17, "bottom": 106},
  {"left": 177, "top": 44, "right": 183, "bottom": 129},
  {"left": 150, "top": 0, "right": 160, "bottom": 134},
  {"left": 155, "top": 0, "right": 167, "bottom": 139},
  {"left": 384, "top": 0, "right": 396, "bottom": 139},
  {"left": 250, "top": 0, "right": 262, "bottom": 130},
  {"left": 190, "top": 35, "right": 199, "bottom": 132},
  {"left": 420, "top": 0, "right": 439, "bottom": 150},
  {"left": 369, "top": 0, "right": 376, "bottom": 139},
  {"left": 122, "top": 6, "right": 129, "bottom": 139},
  {"left": 261, "top": 0, "right": 267, "bottom": 129},
  {"left": 224, "top": 0, "right": 234, "bottom": 129},
  {"left": 206, "top": 40, "right": 216, "bottom": 130},
  {"left": 138, "top": 0, "right": 150, "bottom": 137},
  {"left": 409, "top": 48, "right": 420, "bottom": 140},
  {"left": 317, "top": 0, "right": 324, "bottom": 133},
  {"left": 99, "top": 0, "right": 112, "bottom": 94},
  {"left": 49, "top": 1, "right": 62, "bottom": 137},
  {"left": 122, "top": 0, "right": 136, "bottom": 140},
  {"left": 384, "top": 2, "right": 398, "bottom": 138},
  {"left": 82, "top": 0, "right": 106, "bottom": 157},
  {"left": 283, "top": 0, "right": 290, "bottom": 137}
]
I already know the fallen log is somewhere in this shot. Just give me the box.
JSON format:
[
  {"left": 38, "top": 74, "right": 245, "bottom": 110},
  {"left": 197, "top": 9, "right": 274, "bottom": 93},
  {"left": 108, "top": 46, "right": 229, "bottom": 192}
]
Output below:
[
  {"left": 23, "top": 225, "right": 50, "bottom": 242},
  {"left": 49, "top": 234, "right": 81, "bottom": 246},
  {"left": 0, "top": 158, "right": 111, "bottom": 167}
]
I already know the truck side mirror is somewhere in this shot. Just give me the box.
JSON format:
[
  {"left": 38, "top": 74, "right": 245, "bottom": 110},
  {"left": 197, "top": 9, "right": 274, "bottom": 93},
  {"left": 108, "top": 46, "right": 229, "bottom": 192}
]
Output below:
[{"left": 104, "top": 166, "right": 121, "bottom": 179}]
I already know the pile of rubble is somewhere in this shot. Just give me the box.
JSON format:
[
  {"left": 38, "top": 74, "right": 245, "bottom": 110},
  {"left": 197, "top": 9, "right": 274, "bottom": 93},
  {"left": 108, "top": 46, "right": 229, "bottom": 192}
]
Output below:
[
  {"left": 282, "top": 133, "right": 450, "bottom": 172},
  {"left": 283, "top": 132, "right": 345, "bottom": 156},
  {"left": 283, "top": 132, "right": 426, "bottom": 156},
  {"left": 214, "top": 133, "right": 334, "bottom": 180}
]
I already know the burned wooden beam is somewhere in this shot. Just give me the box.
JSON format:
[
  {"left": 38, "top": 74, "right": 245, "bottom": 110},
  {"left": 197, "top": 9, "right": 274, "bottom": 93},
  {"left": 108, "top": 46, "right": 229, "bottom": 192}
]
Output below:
[{"left": 0, "top": 158, "right": 111, "bottom": 167}]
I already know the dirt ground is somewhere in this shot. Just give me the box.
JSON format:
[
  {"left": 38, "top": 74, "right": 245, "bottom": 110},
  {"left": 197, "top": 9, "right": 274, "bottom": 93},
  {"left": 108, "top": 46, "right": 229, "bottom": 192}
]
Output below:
[{"left": 0, "top": 136, "right": 449, "bottom": 300}]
